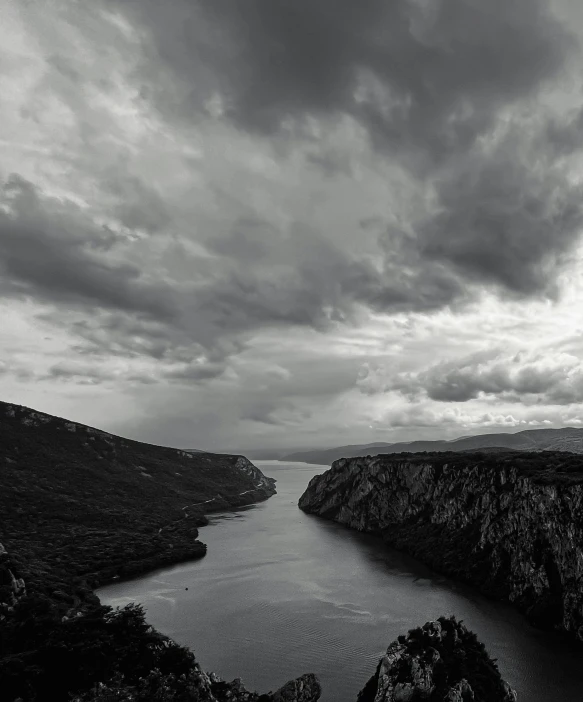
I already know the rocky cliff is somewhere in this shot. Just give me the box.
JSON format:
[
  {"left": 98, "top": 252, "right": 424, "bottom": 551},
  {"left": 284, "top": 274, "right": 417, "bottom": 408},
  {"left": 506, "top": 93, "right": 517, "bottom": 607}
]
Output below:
[
  {"left": 357, "top": 616, "right": 516, "bottom": 702},
  {"left": 299, "top": 451, "right": 583, "bottom": 641}
]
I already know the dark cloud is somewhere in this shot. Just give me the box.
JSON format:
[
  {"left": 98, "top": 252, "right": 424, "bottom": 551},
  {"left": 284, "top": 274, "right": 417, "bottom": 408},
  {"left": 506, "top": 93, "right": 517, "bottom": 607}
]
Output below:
[
  {"left": 47, "top": 363, "right": 118, "bottom": 385},
  {"left": 414, "top": 124, "right": 583, "bottom": 296},
  {"left": 0, "top": 175, "right": 177, "bottom": 319},
  {"left": 198, "top": 221, "right": 469, "bottom": 328},
  {"left": 112, "top": 0, "right": 583, "bottom": 302},
  {"left": 162, "top": 360, "right": 228, "bottom": 382},
  {"left": 121, "top": 0, "right": 572, "bottom": 159},
  {"left": 100, "top": 171, "right": 171, "bottom": 233},
  {"left": 376, "top": 350, "right": 583, "bottom": 405},
  {"left": 47, "top": 360, "right": 159, "bottom": 386},
  {"left": 306, "top": 151, "right": 354, "bottom": 178},
  {"left": 544, "top": 104, "right": 583, "bottom": 156},
  {"left": 0, "top": 176, "right": 376, "bottom": 364}
]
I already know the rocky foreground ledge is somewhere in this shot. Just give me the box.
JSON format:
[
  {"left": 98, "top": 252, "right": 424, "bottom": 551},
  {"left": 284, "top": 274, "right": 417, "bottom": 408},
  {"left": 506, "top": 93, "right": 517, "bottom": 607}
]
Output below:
[
  {"left": 299, "top": 451, "right": 583, "bottom": 641},
  {"left": 66, "top": 616, "right": 513, "bottom": 702},
  {"left": 2, "top": 541, "right": 515, "bottom": 701},
  {"left": 356, "top": 617, "right": 515, "bottom": 702}
]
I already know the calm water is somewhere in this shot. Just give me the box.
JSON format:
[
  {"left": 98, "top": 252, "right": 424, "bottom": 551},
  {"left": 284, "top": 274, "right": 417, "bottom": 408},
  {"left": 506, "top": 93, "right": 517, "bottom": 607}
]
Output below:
[{"left": 98, "top": 462, "right": 583, "bottom": 701}]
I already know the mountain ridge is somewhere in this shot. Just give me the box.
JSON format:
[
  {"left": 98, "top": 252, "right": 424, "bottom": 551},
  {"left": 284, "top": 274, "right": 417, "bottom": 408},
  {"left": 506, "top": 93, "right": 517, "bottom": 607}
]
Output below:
[{"left": 282, "top": 426, "right": 583, "bottom": 464}]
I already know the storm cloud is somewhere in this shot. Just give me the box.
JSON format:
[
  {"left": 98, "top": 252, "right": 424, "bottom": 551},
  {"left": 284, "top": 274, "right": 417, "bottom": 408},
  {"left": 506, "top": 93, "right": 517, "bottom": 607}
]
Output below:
[
  {"left": 122, "top": 0, "right": 571, "bottom": 150},
  {"left": 107, "top": 0, "right": 583, "bottom": 301},
  {"left": 2, "top": 0, "right": 583, "bottom": 450}
]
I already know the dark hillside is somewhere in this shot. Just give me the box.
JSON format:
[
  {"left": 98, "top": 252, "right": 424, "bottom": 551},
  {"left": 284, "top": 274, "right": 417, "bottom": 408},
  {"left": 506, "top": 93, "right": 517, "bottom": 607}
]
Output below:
[
  {"left": 0, "top": 401, "right": 276, "bottom": 701},
  {"left": 0, "top": 400, "right": 276, "bottom": 595}
]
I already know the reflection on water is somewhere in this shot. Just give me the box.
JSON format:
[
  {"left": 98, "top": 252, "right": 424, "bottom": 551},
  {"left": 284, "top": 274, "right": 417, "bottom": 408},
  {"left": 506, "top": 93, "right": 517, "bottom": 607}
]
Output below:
[{"left": 99, "top": 463, "right": 582, "bottom": 702}]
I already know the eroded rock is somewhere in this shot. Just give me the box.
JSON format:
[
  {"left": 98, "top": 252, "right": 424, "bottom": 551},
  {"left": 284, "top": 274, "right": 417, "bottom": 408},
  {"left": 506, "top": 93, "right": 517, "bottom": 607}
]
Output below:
[
  {"left": 299, "top": 452, "right": 583, "bottom": 640},
  {"left": 270, "top": 673, "right": 321, "bottom": 702},
  {"left": 356, "top": 617, "right": 516, "bottom": 702}
]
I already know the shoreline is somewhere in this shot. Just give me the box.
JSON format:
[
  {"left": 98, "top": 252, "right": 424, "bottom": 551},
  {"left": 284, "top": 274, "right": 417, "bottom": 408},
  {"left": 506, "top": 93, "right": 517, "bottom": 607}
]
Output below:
[{"left": 91, "top": 489, "right": 274, "bottom": 592}]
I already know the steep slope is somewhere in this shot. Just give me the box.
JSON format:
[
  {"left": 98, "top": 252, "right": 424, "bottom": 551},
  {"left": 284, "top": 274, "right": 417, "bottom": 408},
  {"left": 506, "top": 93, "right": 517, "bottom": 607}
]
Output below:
[
  {"left": 0, "top": 400, "right": 276, "bottom": 596},
  {"left": 299, "top": 451, "right": 583, "bottom": 641},
  {"left": 284, "top": 427, "right": 583, "bottom": 464},
  {"left": 357, "top": 616, "right": 516, "bottom": 702}
]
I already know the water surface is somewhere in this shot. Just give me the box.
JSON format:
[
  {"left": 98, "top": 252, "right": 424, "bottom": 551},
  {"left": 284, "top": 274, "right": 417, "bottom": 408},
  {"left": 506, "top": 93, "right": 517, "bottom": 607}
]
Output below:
[{"left": 99, "top": 462, "right": 582, "bottom": 701}]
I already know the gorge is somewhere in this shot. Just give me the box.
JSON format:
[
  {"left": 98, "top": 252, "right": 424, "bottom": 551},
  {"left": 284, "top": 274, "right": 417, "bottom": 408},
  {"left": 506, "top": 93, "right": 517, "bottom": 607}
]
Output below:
[
  {"left": 99, "top": 461, "right": 583, "bottom": 702},
  {"left": 299, "top": 451, "right": 583, "bottom": 642},
  {"left": 5, "top": 400, "right": 581, "bottom": 700},
  {"left": 1, "top": 402, "right": 518, "bottom": 701}
]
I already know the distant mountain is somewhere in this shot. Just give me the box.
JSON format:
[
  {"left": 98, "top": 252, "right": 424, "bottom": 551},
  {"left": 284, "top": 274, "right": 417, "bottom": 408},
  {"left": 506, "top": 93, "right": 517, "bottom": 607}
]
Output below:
[
  {"left": 228, "top": 447, "right": 311, "bottom": 460},
  {"left": 228, "top": 448, "right": 287, "bottom": 460},
  {"left": 280, "top": 427, "right": 583, "bottom": 465},
  {"left": 282, "top": 442, "right": 394, "bottom": 464}
]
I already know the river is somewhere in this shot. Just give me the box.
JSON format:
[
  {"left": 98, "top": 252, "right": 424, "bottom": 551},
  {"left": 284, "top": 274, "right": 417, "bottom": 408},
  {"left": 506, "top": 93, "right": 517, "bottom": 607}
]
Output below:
[{"left": 98, "top": 462, "right": 583, "bottom": 701}]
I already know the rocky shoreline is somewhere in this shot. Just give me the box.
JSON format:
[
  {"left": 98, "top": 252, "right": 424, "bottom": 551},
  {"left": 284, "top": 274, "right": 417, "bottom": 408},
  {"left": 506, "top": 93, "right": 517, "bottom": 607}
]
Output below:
[
  {"left": 299, "top": 451, "right": 583, "bottom": 642},
  {"left": 2, "top": 535, "right": 516, "bottom": 702},
  {"left": 0, "top": 401, "right": 519, "bottom": 701}
]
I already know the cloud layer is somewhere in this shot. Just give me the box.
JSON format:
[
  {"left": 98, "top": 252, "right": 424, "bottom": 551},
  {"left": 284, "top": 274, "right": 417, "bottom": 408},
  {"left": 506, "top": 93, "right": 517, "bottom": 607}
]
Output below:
[{"left": 1, "top": 0, "right": 583, "bottom": 450}]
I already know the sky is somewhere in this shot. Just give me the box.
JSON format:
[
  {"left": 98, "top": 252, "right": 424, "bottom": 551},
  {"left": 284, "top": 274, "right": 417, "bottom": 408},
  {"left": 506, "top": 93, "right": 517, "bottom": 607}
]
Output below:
[{"left": 2, "top": 0, "right": 583, "bottom": 453}]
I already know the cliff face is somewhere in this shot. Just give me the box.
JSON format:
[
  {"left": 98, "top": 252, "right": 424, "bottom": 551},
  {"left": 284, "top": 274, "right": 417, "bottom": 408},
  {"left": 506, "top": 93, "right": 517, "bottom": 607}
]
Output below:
[{"left": 298, "top": 452, "right": 583, "bottom": 641}]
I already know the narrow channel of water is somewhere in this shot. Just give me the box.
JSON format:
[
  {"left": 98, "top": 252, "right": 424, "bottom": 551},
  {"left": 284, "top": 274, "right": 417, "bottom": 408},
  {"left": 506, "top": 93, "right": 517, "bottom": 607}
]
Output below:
[{"left": 98, "top": 462, "right": 583, "bottom": 701}]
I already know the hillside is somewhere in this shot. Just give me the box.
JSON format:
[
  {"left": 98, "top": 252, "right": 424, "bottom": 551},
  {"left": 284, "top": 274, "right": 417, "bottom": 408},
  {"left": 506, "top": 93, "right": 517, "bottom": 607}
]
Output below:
[
  {"left": 0, "top": 400, "right": 278, "bottom": 700},
  {"left": 283, "top": 427, "right": 583, "bottom": 464},
  {"left": 0, "top": 400, "right": 276, "bottom": 596}
]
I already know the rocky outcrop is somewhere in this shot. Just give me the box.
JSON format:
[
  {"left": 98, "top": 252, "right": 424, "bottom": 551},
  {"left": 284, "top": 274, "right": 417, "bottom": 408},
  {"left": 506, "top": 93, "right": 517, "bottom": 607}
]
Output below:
[
  {"left": 357, "top": 617, "right": 516, "bottom": 702},
  {"left": 96, "top": 622, "right": 507, "bottom": 702},
  {"left": 235, "top": 456, "right": 277, "bottom": 494},
  {"left": 269, "top": 674, "right": 321, "bottom": 702},
  {"left": 299, "top": 451, "right": 583, "bottom": 641},
  {"left": 71, "top": 667, "right": 321, "bottom": 702},
  {"left": 0, "top": 543, "right": 26, "bottom": 618}
]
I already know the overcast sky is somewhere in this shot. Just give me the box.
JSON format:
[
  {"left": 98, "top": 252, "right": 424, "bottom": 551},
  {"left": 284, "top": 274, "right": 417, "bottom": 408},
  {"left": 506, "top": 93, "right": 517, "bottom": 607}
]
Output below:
[{"left": 2, "top": 0, "right": 583, "bottom": 452}]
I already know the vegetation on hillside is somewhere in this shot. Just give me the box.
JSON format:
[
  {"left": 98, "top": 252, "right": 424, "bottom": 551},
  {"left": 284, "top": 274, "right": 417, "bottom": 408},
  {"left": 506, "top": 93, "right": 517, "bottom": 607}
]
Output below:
[
  {"left": 371, "top": 449, "right": 583, "bottom": 485},
  {"left": 0, "top": 401, "right": 275, "bottom": 701},
  {"left": 357, "top": 616, "right": 515, "bottom": 702}
]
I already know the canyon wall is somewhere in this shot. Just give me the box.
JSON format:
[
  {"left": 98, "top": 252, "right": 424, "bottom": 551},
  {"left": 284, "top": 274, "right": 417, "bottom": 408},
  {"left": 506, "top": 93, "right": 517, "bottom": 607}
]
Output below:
[{"left": 299, "top": 451, "right": 583, "bottom": 641}]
